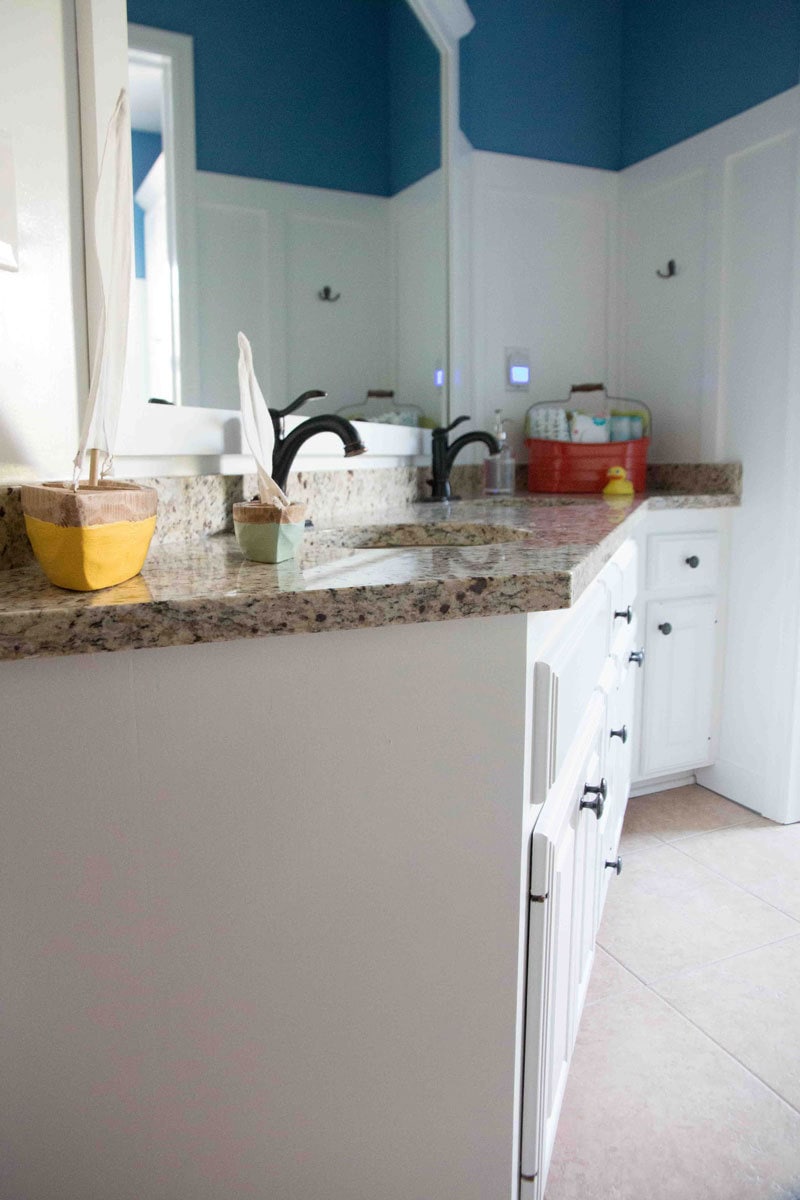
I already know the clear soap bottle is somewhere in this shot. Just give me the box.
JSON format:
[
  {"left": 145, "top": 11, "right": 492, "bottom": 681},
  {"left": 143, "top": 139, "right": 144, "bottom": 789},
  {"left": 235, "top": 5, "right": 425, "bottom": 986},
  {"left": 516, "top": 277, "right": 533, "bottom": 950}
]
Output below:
[{"left": 483, "top": 408, "right": 515, "bottom": 495}]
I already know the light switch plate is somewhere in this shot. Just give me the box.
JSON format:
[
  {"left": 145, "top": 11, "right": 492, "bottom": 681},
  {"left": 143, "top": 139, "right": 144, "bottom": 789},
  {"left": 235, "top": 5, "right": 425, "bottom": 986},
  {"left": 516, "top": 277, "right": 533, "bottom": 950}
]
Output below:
[
  {"left": 0, "top": 131, "right": 20, "bottom": 272},
  {"left": 505, "top": 347, "right": 531, "bottom": 391}
]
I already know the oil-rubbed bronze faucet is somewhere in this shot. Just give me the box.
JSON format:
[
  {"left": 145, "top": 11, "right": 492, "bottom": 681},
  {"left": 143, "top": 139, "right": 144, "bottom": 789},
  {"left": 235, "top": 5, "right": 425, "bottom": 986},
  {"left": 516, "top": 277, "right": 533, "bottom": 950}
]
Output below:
[
  {"left": 269, "top": 391, "right": 366, "bottom": 491},
  {"left": 427, "top": 416, "right": 500, "bottom": 501}
]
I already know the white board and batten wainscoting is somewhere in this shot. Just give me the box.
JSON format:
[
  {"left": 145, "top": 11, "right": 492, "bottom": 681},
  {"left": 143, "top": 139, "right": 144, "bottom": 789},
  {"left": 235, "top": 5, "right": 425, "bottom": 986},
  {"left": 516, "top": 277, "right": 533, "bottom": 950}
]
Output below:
[
  {"left": 463, "top": 87, "right": 800, "bottom": 824},
  {"left": 190, "top": 167, "right": 445, "bottom": 421},
  {"left": 618, "top": 88, "right": 800, "bottom": 824}
]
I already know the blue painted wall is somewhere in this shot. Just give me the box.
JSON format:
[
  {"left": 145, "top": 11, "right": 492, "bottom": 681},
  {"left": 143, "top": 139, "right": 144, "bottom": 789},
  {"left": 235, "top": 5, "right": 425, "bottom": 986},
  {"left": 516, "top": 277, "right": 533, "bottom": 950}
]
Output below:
[
  {"left": 460, "top": 0, "right": 623, "bottom": 171},
  {"left": 620, "top": 0, "right": 800, "bottom": 167},
  {"left": 131, "top": 129, "right": 162, "bottom": 278},
  {"left": 388, "top": 0, "right": 440, "bottom": 194},
  {"left": 459, "top": 0, "right": 800, "bottom": 171},
  {"left": 128, "top": 2, "right": 798, "bottom": 187},
  {"left": 127, "top": 0, "right": 440, "bottom": 196}
]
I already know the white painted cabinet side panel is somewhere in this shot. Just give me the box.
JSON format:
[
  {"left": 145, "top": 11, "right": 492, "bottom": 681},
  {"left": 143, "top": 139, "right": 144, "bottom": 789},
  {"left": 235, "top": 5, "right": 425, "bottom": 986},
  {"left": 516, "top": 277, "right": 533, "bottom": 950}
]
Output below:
[
  {"left": 1, "top": 615, "right": 531, "bottom": 1200},
  {"left": 0, "top": 652, "right": 151, "bottom": 1200}
]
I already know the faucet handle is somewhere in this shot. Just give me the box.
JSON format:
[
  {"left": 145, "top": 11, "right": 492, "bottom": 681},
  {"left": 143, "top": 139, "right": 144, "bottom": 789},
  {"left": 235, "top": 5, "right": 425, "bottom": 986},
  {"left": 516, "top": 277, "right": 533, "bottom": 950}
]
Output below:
[
  {"left": 434, "top": 415, "right": 470, "bottom": 438},
  {"left": 270, "top": 389, "right": 327, "bottom": 420}
]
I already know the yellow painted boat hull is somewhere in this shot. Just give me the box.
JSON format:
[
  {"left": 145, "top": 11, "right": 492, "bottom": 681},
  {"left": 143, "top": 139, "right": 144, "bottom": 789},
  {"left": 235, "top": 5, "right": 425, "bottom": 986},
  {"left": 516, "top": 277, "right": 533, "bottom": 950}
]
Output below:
[
  {"left": 20, "top": 481, "right": 158, "bottom": 592},
  {"left": 24, "top": 513, "right": 157, "bottom": 591}
]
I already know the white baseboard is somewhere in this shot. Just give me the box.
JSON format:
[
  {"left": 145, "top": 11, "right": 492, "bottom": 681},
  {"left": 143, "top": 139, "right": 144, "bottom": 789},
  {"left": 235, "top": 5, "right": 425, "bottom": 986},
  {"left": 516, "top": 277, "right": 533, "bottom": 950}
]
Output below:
[
  {"left": 630, "top": 772, "right": 696, "bottom": 798},
  {"left": 697, "top": 757, "right": 784, "bottom": 821}
]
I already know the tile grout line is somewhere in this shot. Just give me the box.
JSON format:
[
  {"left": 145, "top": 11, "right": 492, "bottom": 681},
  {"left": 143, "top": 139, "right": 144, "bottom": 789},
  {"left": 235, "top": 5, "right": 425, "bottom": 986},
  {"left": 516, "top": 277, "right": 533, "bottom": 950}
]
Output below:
[
  {"left": 667, "top": 835, "right": 800, "bottom": 925},
  {"left": 619, "top": 812, "right": 800, "bottom": 926},
  {"left": 641, "top": 928, "right": 800, "bottom": 985},
  {"left": 590, "top": 930, "right": 800, "bottom": 999},
  {"left": 590, "top": 942, "right": 800, "bottom": 1119},
  {"left": 596, "top": 807, "right": 800, "bottom": 1121},
  {"left": 625, "top": 815, "right": 765, "bottom": 850},
  {"left": 662, "top": 817, "right": 772, "bottom": 844},
  {"left": 645, "top": 985, "right": 800, "bottom": 1119},
  {"left": 617, "top": 817, "right": 764, "bottom": 860},
  {"left": 594, "top": 940, "right": 650, "bottom": 987}
]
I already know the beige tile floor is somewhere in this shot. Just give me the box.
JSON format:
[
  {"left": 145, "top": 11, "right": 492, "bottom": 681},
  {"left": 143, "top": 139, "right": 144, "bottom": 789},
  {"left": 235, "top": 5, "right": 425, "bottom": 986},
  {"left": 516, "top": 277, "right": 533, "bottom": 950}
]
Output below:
[{"left": 544, "top": 784, "right": 800, "bottom": 1200}]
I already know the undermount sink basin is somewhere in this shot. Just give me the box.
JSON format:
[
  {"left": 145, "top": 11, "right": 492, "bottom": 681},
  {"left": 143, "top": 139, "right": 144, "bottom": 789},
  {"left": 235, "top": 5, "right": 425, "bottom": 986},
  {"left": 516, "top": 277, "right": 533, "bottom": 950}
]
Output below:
[{"left": 311, "top": 522, "right": 531, "bottom": 550}]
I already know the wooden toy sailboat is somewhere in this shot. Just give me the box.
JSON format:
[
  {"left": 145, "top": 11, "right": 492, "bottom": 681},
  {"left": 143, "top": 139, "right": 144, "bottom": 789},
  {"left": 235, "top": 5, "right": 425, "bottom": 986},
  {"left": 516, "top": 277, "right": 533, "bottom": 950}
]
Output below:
[
  {"left": 21, "top": 89, "right": 157, "bottom": 592},
  {"left": 233, "top": 332, "right": 306, "bottom": 564}
]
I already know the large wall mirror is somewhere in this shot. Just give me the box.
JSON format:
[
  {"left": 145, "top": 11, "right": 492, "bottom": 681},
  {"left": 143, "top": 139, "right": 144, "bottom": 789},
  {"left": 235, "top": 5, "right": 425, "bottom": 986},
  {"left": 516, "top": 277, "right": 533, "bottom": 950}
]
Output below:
[{"left": 125, "top": 0, "right": 454, "bottom": 435}]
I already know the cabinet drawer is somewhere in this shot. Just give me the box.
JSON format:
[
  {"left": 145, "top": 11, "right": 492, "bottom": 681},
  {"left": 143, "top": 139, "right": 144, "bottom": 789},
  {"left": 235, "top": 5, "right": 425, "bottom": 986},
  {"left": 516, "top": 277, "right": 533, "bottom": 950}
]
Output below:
[
  {"left": 600, "top": 538, "right": 638, "bottom": 625},
  {"left": 531, "top": 581, "right": 611, "bottom": 805},
  {"left": 646, "top": 531, "right": 720, "bottom": 592}
]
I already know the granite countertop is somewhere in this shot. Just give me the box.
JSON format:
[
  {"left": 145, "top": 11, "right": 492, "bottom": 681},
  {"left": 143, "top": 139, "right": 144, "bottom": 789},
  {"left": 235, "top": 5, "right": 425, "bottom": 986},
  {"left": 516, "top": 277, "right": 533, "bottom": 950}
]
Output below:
[{"left": 0, "top": 490, "right": 738, "bottom": 662}]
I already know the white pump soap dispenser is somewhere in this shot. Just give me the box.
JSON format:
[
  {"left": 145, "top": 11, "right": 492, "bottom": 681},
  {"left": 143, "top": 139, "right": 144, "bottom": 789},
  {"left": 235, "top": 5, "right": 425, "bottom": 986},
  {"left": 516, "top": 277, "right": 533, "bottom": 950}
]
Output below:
[{"left": 483, "top": 408, "right": 516, "bottom": 495}]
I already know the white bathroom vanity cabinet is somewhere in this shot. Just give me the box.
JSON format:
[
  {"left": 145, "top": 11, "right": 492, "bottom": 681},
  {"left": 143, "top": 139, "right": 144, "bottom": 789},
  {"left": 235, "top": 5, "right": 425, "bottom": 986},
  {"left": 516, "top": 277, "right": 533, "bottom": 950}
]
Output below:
[
  {"left": 0, "top": 506, "right": 733, "bottom": 1200},
  {"left": 633, "top": 508, "right": 731, "bottom": 790}
]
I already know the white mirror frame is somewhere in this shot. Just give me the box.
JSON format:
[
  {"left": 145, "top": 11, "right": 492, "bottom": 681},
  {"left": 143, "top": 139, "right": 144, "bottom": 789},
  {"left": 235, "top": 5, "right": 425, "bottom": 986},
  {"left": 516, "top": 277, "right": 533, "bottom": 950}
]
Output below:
[
  {"left": 75, "top": 0, "right": 474, "bottom": 476},
  {"left": 127, "top": 23, "right": 199, "bottom": 412}
]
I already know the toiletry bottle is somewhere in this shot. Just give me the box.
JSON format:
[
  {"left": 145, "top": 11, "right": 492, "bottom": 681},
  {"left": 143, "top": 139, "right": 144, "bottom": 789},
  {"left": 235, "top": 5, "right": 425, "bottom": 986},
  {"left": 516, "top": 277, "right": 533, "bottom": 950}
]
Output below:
[{"left": 484, "top": 408, "right": 515, "bottom": 495}]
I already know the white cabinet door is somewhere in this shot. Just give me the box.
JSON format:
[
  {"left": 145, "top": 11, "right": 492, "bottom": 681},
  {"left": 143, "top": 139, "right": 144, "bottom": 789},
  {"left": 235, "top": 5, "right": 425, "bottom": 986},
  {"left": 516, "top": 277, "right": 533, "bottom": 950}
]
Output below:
[
  {"left": 531, "top": 581, "right": 610, "bottom": 805},
  {"left": 520, "top": 701, "right": 604, "bottom": 1200},
  {"left": 639, "top": 595, "right": 718, "bottom": 777},
  {"left": 599, "top": 658, "right": 636, "bottom": 910}
]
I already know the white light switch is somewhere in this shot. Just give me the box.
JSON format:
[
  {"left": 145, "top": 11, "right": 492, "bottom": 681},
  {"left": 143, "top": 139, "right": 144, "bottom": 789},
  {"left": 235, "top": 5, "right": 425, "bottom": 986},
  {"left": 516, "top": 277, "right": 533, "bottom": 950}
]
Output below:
[
  {"left": 505, "top": 347, "right": 530, "bottom": 391},
  {"left": 0, "top": 131, "right": 20, "bottom": 272}
]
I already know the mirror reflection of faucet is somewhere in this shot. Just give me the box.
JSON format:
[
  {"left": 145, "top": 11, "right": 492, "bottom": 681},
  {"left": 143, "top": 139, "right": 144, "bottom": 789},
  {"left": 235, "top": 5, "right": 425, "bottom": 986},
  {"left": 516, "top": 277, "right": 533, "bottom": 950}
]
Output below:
[
  {"left": 268, "top": 391, "right": 367, "bottom": 492},
  {"left": 337, "top": 389, "right": 425, "bottom": 427},
  {"left": 425, "top": 416, "right": 501, "bottom": 501}
]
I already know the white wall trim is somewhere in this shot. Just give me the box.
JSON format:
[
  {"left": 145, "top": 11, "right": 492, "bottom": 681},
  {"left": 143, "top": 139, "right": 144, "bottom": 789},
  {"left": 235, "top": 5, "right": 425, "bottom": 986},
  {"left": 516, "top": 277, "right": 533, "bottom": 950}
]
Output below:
[
  {"left": 629, "top": 773, "right": 696, "bottom": 798},
  {"left": 127, "top": 24, "right": 200, "bottom": 412},
  {"left": 769, "top": 87, "right": 800, "bottom": 824},
  {"left": 77, "top": 0, "right": 464, "bottom": 470},
  {"left": 408, "top": 0, "right": 474, "bottom": 426},
  {"left": 114, "top": 411, "right": 431, "bottom": 478},
  {"left": 410, "top": 0, "right": 474, "bottom": 46}
]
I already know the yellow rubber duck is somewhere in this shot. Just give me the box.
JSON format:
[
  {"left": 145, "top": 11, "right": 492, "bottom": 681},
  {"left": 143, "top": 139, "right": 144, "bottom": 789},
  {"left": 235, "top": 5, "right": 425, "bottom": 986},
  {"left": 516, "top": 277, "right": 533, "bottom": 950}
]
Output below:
[{"left": 602, "top": 465, "right": 635, "bottom": 497}]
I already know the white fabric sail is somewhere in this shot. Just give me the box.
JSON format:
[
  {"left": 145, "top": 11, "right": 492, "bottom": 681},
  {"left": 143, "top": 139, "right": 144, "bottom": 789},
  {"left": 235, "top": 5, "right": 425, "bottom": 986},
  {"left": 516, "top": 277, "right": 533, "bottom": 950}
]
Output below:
[
  {"left": 237, "top": 332, "right": 290, "bottom": 507},
  {"left": 73, "top": 88, "right": 133, "bottom": 485}
]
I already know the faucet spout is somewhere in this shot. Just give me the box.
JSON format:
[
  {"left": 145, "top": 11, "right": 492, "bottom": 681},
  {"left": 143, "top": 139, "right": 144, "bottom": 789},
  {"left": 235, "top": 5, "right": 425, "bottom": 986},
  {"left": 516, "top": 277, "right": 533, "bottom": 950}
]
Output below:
[
  {"left": 444, "top": 431, "right": 501, "bottom": 476},
  {"left": 271, "top": 414, "right": 366, "bottom": 491},
  {"left": 426, "top": 417, "right": 501, "bottom": 501}
]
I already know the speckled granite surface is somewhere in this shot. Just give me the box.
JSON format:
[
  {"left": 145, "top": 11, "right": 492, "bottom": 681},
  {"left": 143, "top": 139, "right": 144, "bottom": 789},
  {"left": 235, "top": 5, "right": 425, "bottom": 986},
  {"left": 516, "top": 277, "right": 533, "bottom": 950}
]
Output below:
[
  {"left": 0, "top": 487, "right": 33, "bottom": 571},
  {"left": 0, "top": 461, "right": 740, "bottom": 572},
  {"left": 646, "top": 461, "right": 742, "bottom": 497},
  {"left": 0, "top": 487, "right": 737, "bottom": 662}
]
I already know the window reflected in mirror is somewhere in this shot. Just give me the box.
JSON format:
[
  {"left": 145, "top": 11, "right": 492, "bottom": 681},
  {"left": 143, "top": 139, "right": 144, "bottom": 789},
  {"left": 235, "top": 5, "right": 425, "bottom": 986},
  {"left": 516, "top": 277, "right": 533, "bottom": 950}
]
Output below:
[{"left": 129, "top": 55, "right": 177, "bottom": 407}]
